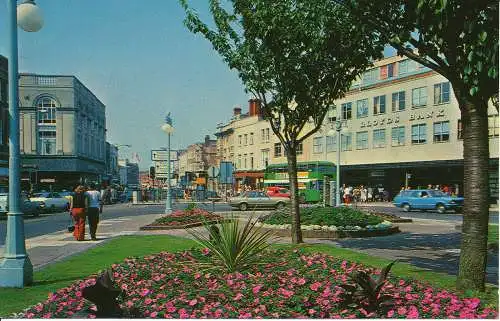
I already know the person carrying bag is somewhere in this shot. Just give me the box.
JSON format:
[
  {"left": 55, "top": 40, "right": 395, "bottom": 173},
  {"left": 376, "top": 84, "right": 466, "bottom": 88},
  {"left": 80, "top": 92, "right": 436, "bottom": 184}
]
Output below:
[{"left": 70, "top": 185, "right": 88, "bottom": 241}]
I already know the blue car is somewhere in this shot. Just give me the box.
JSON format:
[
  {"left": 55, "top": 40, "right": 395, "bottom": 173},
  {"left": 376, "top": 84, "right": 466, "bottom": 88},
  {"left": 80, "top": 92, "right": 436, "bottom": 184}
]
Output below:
[{"left": 393, "top": 189, "right": 464, "bottom": 214}]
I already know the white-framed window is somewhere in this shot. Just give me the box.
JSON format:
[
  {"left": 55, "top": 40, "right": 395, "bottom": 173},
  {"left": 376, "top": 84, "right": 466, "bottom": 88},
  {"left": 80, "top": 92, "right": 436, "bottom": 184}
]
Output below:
[
  {"left": 433, "top": 121, "right": 450, "bottom": 142},
  {"left": 391, "top": 126, "right": 405, "bottom": 146},
  {"left": 398, "top": 59, "right": 416, "bottom": 75},
  {"left": 38, "top": 126, "right": 56, "bottom": 155},
  {"left": 274, "top": 143, "right": 282, "bottom": 157},
  {"left": 356, "top": 131, "right": 368, "bottom": 150},
  {"left": 373, "top": 95, "right": 386, "bottom": 115},
  {"left": 327, "top": 105, "right": 337, "bottom": 123},
  {"left": 244, "top": 134, "right": 248, "bottom": 145},
  {"left": 411, "top": 124, "right": 427, "bottom": 144},
  {"left": 412, "top": 87, "right": 427, "bottom": 107},
  {"left": 342, "top": 102, "right": 352, "bottom": 120},
  {"left": 265, "top": 128, "right": 270, "bottom": 142},
  {"left": 37, "top": 96, "right": 58, "bottom": 124},
  {"left": 373, "top": 129, "right": 386, "bottom": 148},
  {"left": 356, "top": 99, "right": 368, "bottom": 118},
  {"left": 392, "top": 91, "right": 405, "bottom": 112},
  {"left": 244, "top": 154, "right": 247, "bottom": 168},
  {"left": 238, "top": 135, "right": 242, "bottom": 146},
  {"left": 326, "top": 135, "right": 337, "bottom": 152},
  {"left": 261, "top": 149, "right": 269, "bottom": 168},
  {"left": 250, "top": 153, "right": 254, "bottom": 169},
  {"left": 313, "top": 137, "right": 323, "bottom": 153},
  {"left": 296, "top": 142, "right": 303, "bottom": 155},
  {"left": 363, "top": 68, "right": 378, "bottom": 83},
  {"left": 489, "top": 114, "right": 499, "bottom": 137},
  {"left": 434, "top": 82, "right": 451, "bottom": 104},
  {"left": 250, "top": 133, "right": 254, "bottom": 145},
  {"left": 341, "top": 133, "right": 352, "bottom": 151}
]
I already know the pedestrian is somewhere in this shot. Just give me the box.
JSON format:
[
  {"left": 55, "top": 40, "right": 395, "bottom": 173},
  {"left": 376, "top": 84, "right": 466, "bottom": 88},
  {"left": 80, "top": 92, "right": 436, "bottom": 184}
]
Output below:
[
  {"left": 70, "top": 185, "right": 87, "bottom": 241},
  {"left": 360, "top": 185, "right": 367, "bottom": 202},
  {"left": 85, "top": 183, "right": 102, "bottom": 241},
  {"left": 343, "top": 185, "right": 351, "bottom": 204}
]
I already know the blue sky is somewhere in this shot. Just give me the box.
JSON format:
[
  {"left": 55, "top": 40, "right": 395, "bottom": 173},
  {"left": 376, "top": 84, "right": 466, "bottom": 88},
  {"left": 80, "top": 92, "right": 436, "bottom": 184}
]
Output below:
[{"left": 0, "top": 0, "right": 394, "bottom": 170}]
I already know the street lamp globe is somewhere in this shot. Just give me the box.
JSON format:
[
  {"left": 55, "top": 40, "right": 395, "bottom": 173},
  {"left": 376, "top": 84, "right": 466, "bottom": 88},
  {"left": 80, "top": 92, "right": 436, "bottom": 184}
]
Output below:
[
  {"left": 161, "top": 123, "right": 174, "bottom": 134},
  {"left": 17, "top": 0, "right": 44, "bottom": 32}
]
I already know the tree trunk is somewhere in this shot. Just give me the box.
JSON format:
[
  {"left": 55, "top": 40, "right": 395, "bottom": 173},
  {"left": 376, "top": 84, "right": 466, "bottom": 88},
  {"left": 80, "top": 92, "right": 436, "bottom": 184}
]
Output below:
[
  {"left": 456, "top": 93, "right": 490, "bottom": 292},
  {"left": 287, "top": 145, "right": 303, "bottom": 244}
]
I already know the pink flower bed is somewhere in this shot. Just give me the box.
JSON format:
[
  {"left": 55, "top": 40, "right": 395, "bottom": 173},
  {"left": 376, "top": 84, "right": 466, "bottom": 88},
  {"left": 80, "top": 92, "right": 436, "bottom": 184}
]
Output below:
[{"left": 22, "top": 249, "right": 497, "bottom": 319}]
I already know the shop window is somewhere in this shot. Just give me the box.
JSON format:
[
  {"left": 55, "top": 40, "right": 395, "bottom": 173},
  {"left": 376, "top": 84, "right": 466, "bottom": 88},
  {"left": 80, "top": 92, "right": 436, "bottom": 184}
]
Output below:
[
  {"left": 356, "top": 99, "right": 368, "bottom": 118},
  {"left": 434, "top": 82, "right": 451, "bottom": 104},
  {"left": 356, "top": 131, "right": 368, "bottom": 150},
  {"left": 411, "top": 123, "right": 427, "bottom": 144},
  {"left": 373, "top": 129, "right": 386, "bottom": 148},
  {"left": 433, "top": 121, "right": 450, "bottom": 142}
]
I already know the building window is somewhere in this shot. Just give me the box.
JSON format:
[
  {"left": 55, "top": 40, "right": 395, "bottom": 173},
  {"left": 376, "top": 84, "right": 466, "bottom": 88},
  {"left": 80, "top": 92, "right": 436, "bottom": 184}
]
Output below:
[
  {"left": 238, "top": 135, "right": 242, "bottom": 146},
  {"left": 274, "top": 143, "right": 282, "bottom": 157},
  {"left": 433, "top": 121, "right": 450, "bottom": 142},
  {"left": 391, "top": 126, "right": 405, "bottom": 146},
  {"left": 356, "top": 131, "right": 368, "bottom": 150},
  {"left": 244, "top": 154, "right": 247, "bottom": 168},
  {"left": 373, "top": 129, "right": 386, "bottom": 148},
  {"left": 363, "top": 68, "right": 378, "bottom": 84},
  {"left": 379, "top": 63, "right": 395, "bottom": 80},
  {"left": 261, "top": 129, "right": 265, "bottom": 142},
  {"left": 341, "top": 133, "right": 352, "bottom": 151},
  {"left": 244, "top": 134, "right": 248, "bottom": 145},
  {"left": 313, "top": 137, "right": 323, "bottom": 153},
  {"left": 327, "top": 105, "right": 337, "bottom": 123},
  {"left": 250, "top": 153, "right": 254, "bottom": 169},
  {"left": 434, "top": 82, "right": 450, "bottom": 104},
  {"left": 411, "top": 124, "right": 427, "bottom": 144},
  {"left": 266, "top": 128, "right": 270, "bottom": 142},
  {"left": 412, "top": 87, "right": 427, "bottom": 108},
  {"left": 237, "top": 155, "right": 241, "bottom": 169},
  {"left": 457, "top": 120, "right": 463, "bottom": 140},
  {"left": 356, "top": 99, "right": 368, "bottom": 118},
  {"left": 373, "top": 95, "right": 386, "bottom": 115},
  {"left": 341, "top": 102, "right": 352, "bottom": 120},
  {"left": 489, "top": 114, "right": 499, "bottom": 137},
  {"left": 250, "top": 133, "right": 254, "bottom": 145},
  {"left": 296, "top": 142, "right": 303, "bottom": 155},
  {"left": 261, "top": 149, "right": 269, "bottom": 168},
  {"left": 392, "top": 91, "right": 405, "bottom": 112},
  {"left": 399, "top": 59, "right": 416, "bottom": 75},
  {"left": 38, "top": 126, "right": 56, "bottom": 155},
  {"left": 37, "top": 96, "right": 57, "bottom": 124},
  {"left": 326, "top": 135, "right": 337, "bottom": 152}
]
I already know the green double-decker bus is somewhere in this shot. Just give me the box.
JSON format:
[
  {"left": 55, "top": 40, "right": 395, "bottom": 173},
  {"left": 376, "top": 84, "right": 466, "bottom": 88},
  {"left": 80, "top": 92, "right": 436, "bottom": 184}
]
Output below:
[{"left": 263, "top": 161, "right": 336, "bottom": 203}]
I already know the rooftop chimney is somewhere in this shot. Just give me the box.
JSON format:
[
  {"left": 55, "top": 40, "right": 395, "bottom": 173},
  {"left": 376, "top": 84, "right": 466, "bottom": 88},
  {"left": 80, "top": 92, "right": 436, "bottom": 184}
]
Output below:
[
  {"left": 248, "top": 98, "right": 262, "bottom": 117},
  {"left": 233, "top": 107, "right": 242, "bottom": 116}
]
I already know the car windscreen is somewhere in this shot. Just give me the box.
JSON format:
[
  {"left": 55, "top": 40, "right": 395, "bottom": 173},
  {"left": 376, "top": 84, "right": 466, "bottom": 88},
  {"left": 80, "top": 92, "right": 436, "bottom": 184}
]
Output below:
[{"left": 33, "top": 193, "right": 49, "bottom": 198}]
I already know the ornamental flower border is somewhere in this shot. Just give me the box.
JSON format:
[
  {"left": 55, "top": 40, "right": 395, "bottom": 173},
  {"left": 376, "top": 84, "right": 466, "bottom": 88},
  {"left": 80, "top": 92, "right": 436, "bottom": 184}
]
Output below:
[
  {"left": 255, "top": 221, "right": 400, "bottom": 239},
  {"left": 140, "top": 209, "right": 225, "bottom": 230}
]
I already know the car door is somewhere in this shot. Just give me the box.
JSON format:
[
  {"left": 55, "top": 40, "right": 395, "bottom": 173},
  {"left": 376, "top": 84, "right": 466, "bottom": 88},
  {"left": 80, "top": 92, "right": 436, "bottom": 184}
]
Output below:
[
  {"left": 407, "top": 191, "right": 421, "bottom": 208},
  {"left": 257, "top": 192, "right": 272, "bottom": 208},
  {"left": 51, "top": 193, "right": 66, "bottom": 209},
  {"left": 21, "top": 195, "right": 35, "bottom": 214}
]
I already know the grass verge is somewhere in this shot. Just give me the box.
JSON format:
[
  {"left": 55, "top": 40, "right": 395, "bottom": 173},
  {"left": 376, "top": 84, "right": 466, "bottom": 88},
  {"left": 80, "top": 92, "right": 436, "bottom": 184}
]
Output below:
[
  {"left": 488, "top": 223, "right": 499, "bottom": 245},
  {"left": 0, "top": 234, "right": 497, "bottom": 316}
]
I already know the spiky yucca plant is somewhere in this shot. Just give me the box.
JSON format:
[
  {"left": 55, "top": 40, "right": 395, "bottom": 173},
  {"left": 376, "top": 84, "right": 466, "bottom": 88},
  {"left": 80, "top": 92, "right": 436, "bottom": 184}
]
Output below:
[{"left": 188, "top": 215, "right": 277, "bottom": 273}]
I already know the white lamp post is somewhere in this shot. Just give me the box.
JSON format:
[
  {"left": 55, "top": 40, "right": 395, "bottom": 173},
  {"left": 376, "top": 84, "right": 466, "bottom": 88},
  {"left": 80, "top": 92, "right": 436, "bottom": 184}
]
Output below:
[
  {"left": 161, "top": 114, "right": 174, "bottom": 214},
  {"left": 0, "top": 0, "right": 44, "bottom": 288}
]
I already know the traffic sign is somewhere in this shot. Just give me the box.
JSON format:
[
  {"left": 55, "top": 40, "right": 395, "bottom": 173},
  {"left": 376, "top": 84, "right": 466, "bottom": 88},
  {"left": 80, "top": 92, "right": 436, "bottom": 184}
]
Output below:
[
  {"left": 151, "top": 150, "right": 178, "bottom": 161},
  {"left": 154, "top": 161, "right": 170, "bottom": 174},
  {"left": 207, "top": 166, "right": 219, "bottom": 178}
]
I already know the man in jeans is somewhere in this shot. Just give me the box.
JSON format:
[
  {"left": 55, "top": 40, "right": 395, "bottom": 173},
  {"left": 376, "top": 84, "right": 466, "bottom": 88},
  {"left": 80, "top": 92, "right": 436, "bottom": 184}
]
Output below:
[{"left": 85, "top": 183, "right": 102, "bottom": 241}]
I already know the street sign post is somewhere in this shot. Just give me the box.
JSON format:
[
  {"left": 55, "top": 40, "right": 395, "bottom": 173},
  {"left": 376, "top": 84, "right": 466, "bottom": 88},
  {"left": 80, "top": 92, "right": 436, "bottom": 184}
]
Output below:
[{"left": 151, "top": 150, "right": 177, "bottom": 161}]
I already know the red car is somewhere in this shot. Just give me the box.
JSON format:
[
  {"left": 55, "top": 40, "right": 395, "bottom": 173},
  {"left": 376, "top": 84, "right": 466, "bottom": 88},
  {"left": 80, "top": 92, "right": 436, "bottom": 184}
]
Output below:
[{"left": 266, "top": 186, "right": 291, "bottom": 198}]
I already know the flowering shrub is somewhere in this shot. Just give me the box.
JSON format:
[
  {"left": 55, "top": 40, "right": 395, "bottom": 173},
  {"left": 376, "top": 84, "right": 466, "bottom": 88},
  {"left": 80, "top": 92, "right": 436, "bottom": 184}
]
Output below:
[
  {"left": 262, "top": 206, "right": 383, "bottom": 228},
  {"left": 255, "top": 221, "right": 393, "bottom": 231},
  {"left": 150, "top": 209, "right": 223, "bottom": 227},
  {"left": 21, "top": 249, "right": 497, "bottom": 319}
]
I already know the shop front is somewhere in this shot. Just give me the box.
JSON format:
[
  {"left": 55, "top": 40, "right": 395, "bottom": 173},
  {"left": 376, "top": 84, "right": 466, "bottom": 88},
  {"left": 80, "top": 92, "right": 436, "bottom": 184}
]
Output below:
[{"left": 234, "top": 171, "right": 265, "bottom": 192}]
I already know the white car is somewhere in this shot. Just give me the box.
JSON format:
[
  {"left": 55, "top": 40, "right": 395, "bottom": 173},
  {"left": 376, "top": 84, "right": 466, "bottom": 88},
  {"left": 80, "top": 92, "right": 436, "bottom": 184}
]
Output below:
[{"left": 30, "top": 192, "right": 70, "bottom": 212}]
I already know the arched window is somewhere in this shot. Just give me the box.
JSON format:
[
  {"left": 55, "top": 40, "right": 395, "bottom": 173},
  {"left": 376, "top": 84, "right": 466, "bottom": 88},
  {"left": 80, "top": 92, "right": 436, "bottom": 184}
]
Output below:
[
  {"left": 37, "top": 96, "right": 57, "bottom": 124},
  {"left": 36, "top": 96, "right": 58, "bottom": 155}
]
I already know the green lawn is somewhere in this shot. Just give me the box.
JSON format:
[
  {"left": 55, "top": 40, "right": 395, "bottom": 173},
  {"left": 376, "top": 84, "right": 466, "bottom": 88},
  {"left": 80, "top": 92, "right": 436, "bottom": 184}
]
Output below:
[
  {"left": 0, "top": 234, "right": 497, "bottom": 317},
  {"left": 488, "top": 223, "right": 499, "bottom": 245}
]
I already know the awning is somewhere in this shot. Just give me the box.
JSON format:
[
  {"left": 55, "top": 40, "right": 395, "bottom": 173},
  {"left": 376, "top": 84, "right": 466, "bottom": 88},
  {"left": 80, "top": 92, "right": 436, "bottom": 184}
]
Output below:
[{"left": 264, "top": 178, "right": 314, "bottom": 184}]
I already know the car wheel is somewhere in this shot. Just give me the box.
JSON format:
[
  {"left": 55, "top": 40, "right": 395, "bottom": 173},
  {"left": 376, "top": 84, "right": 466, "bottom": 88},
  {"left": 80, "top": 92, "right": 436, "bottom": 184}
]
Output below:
[
  {"left": 239, "top": 203, "right": 248, "bottom": 211},
  {"left": 276, "top": 202, "right": 285, "bottom": 210},
  {"left": 437, "top": 204, "right": 446, "bottom": 214},
  {"left": 32, "top": 209, "right": 40, "bottom": 218},
  {"left": 402, "top": 203, "right": 411, "bottom": 212}
]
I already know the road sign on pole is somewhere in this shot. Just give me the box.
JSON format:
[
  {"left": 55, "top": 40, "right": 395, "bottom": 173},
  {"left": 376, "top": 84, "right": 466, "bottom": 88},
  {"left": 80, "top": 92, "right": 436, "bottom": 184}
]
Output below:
[{"left": 151, "top": 150, "right": 177, "bottom": 161}]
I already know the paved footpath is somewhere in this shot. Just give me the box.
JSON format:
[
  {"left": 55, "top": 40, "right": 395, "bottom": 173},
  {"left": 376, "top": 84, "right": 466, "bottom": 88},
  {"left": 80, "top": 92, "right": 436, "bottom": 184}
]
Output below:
[{"left": 0, "top": 206, "right": 497, "bottom": 285}]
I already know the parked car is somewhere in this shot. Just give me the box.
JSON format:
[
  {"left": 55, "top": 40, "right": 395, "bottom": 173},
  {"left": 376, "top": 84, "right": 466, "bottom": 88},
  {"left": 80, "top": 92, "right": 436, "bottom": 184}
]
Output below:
[
  {"left": 58, "top": 191, "right": 74, "bottom": 201},
  {"left": 30, "top": 192, "right": 70, "bottom": 212},
  {"left": 229, "top": 191, "right": 290, "bottom": 211},
  {"left": 0, "top": 193, "right": 42, "bottom": 217},
  {"left": 266, "top": 186, "right": 291, "bottom": 198},
  {"left": 393, "top": 189, "right": 464, "bottom": 214}
]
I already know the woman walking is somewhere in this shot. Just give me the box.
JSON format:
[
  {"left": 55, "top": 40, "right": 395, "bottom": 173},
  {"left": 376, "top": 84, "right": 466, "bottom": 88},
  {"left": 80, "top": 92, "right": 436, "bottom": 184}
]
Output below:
[{"left": 70, "top": 185, "right": 87, "bottom": 241}]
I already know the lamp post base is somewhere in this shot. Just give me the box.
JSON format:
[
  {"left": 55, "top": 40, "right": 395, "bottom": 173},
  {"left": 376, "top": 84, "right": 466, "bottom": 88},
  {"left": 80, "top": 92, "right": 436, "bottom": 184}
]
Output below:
[{"left": 0, "top": 256, "right": 33, "bottom": 287}]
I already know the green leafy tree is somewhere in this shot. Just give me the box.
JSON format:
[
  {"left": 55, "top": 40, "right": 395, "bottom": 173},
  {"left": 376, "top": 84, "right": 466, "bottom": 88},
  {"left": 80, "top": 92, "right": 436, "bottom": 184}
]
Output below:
[
  {"left": 180, "top": 0, "right": 383, "bottom": 243},
  {"left": 340, "top": 0, "right": 498, "bottom": 290}
]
